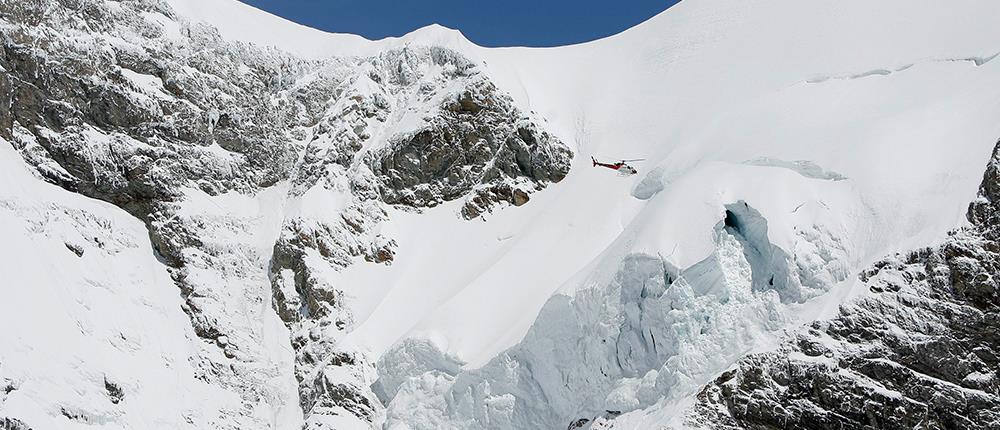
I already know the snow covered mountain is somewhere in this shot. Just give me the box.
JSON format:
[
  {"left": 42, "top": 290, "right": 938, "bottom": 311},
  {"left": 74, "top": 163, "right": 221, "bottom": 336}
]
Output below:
[{"left": 1, "top": 0, "right": 999, "bottom": 429}]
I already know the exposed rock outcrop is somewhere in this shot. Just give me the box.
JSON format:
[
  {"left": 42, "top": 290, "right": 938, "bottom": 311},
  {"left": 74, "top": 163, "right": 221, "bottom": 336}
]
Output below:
[
  {"left": 366, "top": 76, "right": 570, "bottom": 219},
  {"left": 0, "top": 417, "right": 31, "bottom": 430}
]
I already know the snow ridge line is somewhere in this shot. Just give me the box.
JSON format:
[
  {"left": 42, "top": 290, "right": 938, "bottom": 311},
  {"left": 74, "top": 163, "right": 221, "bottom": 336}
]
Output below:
[{"left": 805, "top": 51, "right": 999, "bottom": 84}]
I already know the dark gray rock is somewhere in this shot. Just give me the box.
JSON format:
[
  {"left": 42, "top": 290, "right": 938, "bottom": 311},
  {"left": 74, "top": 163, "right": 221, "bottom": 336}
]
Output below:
[
  {"left": 367, "top": 77, "right": 571, "bottom": 219},
  {"left": 104, "top": 377, "right": 124, "bottom": 405},
  {"left": 0, "top": 417, "right": 31, "bottom": 430}
]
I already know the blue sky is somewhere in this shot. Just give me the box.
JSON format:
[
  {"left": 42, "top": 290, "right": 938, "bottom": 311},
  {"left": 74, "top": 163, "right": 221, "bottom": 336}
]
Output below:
[{"left": 238, "top": 0, "right": 681, "bottom": 47}]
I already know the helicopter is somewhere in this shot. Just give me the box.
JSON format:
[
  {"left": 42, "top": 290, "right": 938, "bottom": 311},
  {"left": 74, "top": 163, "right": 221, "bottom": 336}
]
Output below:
[{"left": 591, "top": 156, "right": 644, "bottom": 175}]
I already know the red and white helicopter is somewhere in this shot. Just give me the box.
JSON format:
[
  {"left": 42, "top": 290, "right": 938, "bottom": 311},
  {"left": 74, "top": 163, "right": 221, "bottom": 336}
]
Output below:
[{"left": 591, "top": 156, "right": 643, "bottom": 175}]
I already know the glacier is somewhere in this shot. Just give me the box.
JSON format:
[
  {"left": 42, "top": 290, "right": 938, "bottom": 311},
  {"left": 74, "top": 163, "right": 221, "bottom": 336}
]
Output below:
[{"left": 1, "top": 0, "right": 1000, "bottom": 429}]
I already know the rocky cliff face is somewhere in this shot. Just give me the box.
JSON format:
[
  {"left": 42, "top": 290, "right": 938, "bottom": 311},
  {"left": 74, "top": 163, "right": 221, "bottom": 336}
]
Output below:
[
  {"left": 686, "top": 141, "right": 1000, "bottom": 429},
  {"left": 0, "top": 0, "right": 570, "bottom": 428}
]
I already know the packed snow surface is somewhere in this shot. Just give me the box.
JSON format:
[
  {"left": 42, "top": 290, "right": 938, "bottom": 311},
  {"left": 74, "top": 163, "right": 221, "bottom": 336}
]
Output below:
[{"left": 6, "top": 0, "right": 1000, "bottom": 428}]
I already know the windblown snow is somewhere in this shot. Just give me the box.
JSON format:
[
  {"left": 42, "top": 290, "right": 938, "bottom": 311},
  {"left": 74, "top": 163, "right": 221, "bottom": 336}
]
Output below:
[{"left": 3, "top": 0, "right": 1000, "bottom": 429}]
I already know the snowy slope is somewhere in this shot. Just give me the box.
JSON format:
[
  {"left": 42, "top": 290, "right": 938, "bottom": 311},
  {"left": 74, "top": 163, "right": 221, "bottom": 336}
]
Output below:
[
  {"left": 0, "top": 140, "right": 250, "bottom": 429},
  {"left": 4, "top": 0, "right": 1000, "bottom": 429},
  {"left": 165, "top": 0, "right": 474, "bottom": 59},
  {"left": 329, "top": 0, "right": 1000, "bottom": 427},
  {"left": 329, "top": 0, "right": 1000, "bottom": 366}
]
